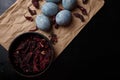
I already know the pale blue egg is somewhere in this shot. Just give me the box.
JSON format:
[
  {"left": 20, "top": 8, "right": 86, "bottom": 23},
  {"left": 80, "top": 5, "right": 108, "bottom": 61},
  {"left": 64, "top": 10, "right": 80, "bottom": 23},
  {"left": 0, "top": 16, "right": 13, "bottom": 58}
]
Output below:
[
  {"left": 45, "top": 0, "right": 61, "bottom": 3},
  {"left": 56, "top": 10, "right": 72, "bottom": 26},
  {"left": 41, "top": 2, "right": 59, "bottom": 16},
  {"left": 35, "top": 14, "right": 51, "bottom": 31},
  {"left": 62, "top": 0, "right": 77, "bottom": 10}
]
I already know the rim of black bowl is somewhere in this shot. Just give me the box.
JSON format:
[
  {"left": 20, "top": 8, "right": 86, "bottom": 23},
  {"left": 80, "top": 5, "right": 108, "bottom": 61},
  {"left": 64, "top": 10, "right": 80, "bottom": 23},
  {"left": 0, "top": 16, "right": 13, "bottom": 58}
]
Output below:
[{"left": 8, "top": 32, "right": 54, "bottom": 78}]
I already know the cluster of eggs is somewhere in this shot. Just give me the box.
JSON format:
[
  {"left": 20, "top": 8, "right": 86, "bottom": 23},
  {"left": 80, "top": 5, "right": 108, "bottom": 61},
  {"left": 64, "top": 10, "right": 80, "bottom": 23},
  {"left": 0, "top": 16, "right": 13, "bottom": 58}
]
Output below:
[{"left": 36, "top": 0, "right": 77, "bottom": 31}]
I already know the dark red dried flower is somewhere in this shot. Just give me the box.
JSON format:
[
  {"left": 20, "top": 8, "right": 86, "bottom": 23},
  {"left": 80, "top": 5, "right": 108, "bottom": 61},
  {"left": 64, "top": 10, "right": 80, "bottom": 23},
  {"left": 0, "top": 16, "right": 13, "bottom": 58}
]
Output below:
[
  {"left": 49, "top": 16, "right": 59, "bottom": 29},
  {"left": 77, "top": 5, "right": 87, "bottom": 15},
  {"left": 32, "top": 0, "right": 40, "bottom": 9},
  {"left": 73, "top": 13, "right": 85, "bottom": 22},
  {"left": 49, "top": 33, "right": 58, "bottom": 44},
  {"left": 28, "top": 7, "right": 37, "bottom": 16},
  {"left": 82, "top": 0, "right": 89, "bottom": 4},
  {"left": 54, "top": 23, "right": 59, "bottom": 29},
  {"left": 24, "top": 15, "right": 33, "bottom": 22}
]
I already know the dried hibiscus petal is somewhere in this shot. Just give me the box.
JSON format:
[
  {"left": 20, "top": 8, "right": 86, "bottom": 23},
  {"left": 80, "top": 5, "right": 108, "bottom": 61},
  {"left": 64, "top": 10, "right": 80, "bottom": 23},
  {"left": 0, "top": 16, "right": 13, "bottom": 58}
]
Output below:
[
  {"left": 28, "top": 7, "right": 37, "bottom": 16},
  {"left": 73, "top": 13, "right": 85, "bottom": 22},
  {"left": 49, "top": 33, "right": 58, "bottom": 44},
  {"left": 59, "top": 7, "right": 63, "bottom": 11},
  {"left": 24, "top": 15, "right": 33, "bottom": 22},
  {"left": 54, "top": 23, "right": 59, "bottom": 29},
  {"left": 77, "top": 5, "right": 87, "bottom": 15},
  {"left": 49, "top": 16, "right": 59, "bottom": 29},
  {"left": 32, "top": 0, "right": 40, "bottom": 9},
  {"left": 50, "top": 16, "right": 56, "bottom": 25},
  {"left": 22, "top": 52, "right": 33, "bottom": 64},
  {"left": 16, "top": 40, "right": 28, "bottom": 50},
  {"left": 40, "top": 58, "right": 49, "bottom": 70},
  {"left": 82, "top": 0, "right": 89, "bottom": 4}
]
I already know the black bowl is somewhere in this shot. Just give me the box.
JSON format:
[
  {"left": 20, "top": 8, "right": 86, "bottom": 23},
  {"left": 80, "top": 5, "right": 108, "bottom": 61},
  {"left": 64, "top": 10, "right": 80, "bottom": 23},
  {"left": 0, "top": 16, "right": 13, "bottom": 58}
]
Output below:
[{"left": 8, "top": 32, "right": 54, "bottom": 77}]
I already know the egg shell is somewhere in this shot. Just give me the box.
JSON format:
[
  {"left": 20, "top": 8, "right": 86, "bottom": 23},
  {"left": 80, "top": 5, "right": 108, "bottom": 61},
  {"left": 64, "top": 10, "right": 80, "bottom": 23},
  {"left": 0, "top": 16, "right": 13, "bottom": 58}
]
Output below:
[
  {"left": 35, "top": 14, "right": 51, "bottom": 31},
  {"left": 41, "top": 2, "right": 59, "bottom": 16},
  {"left": 62, "top": 0, "right": 77, "bottom": 10},
  {"left": 56, "top": 10, "right": 72, "bottom": 26}
]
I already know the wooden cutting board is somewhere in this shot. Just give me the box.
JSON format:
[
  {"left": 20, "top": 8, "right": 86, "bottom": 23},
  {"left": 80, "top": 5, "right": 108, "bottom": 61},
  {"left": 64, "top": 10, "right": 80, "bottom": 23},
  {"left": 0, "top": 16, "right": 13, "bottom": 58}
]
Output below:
[{"left": 0, "top": 0, "right": 104, "bottom": 57}]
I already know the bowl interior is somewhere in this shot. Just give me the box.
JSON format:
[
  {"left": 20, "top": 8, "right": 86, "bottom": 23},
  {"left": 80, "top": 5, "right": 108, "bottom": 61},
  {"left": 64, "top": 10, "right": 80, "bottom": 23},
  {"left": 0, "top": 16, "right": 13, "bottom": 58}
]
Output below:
[{"left": 8, "top": 32, "right": 54, "bottom": 77}]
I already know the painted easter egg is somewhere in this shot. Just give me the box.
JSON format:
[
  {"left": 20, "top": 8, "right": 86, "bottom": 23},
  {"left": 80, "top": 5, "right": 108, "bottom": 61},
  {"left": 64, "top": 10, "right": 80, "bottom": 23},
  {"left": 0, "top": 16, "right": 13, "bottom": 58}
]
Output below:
[
  {"left": 35, "top": 14, "right": 51, "bottom": 31},
  {"left": 56, "top": 10, "right": 72, "bottom": 26},
  {"left": 41, "top": 2, "right": 59, "bottom": 16}
]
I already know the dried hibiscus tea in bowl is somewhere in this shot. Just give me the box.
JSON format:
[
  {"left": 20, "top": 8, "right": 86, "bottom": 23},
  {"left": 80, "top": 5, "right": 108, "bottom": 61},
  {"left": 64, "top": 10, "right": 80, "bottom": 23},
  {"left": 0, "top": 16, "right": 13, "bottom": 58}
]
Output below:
[{"left": 8, "top": 32, "right": 54, "bottom": 77}]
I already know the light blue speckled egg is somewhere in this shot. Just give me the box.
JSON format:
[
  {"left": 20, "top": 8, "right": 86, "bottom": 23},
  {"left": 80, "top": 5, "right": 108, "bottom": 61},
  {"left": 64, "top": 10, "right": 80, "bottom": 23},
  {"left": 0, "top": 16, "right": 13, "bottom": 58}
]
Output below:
[
  {"left": 41, "top": 2, "right": 59, "bottom": 16},
  {"left": 45, "top": 0, "right": 61, "bottom": 3},
  {"left": 56, "top": 10, "right": 72, "bottom": 26},
  {"left": 62, "top": 0, "right": 77, "bottom": 10},
  {"left": 35, "top": 14, "right": 51, "bottom": 31}
]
